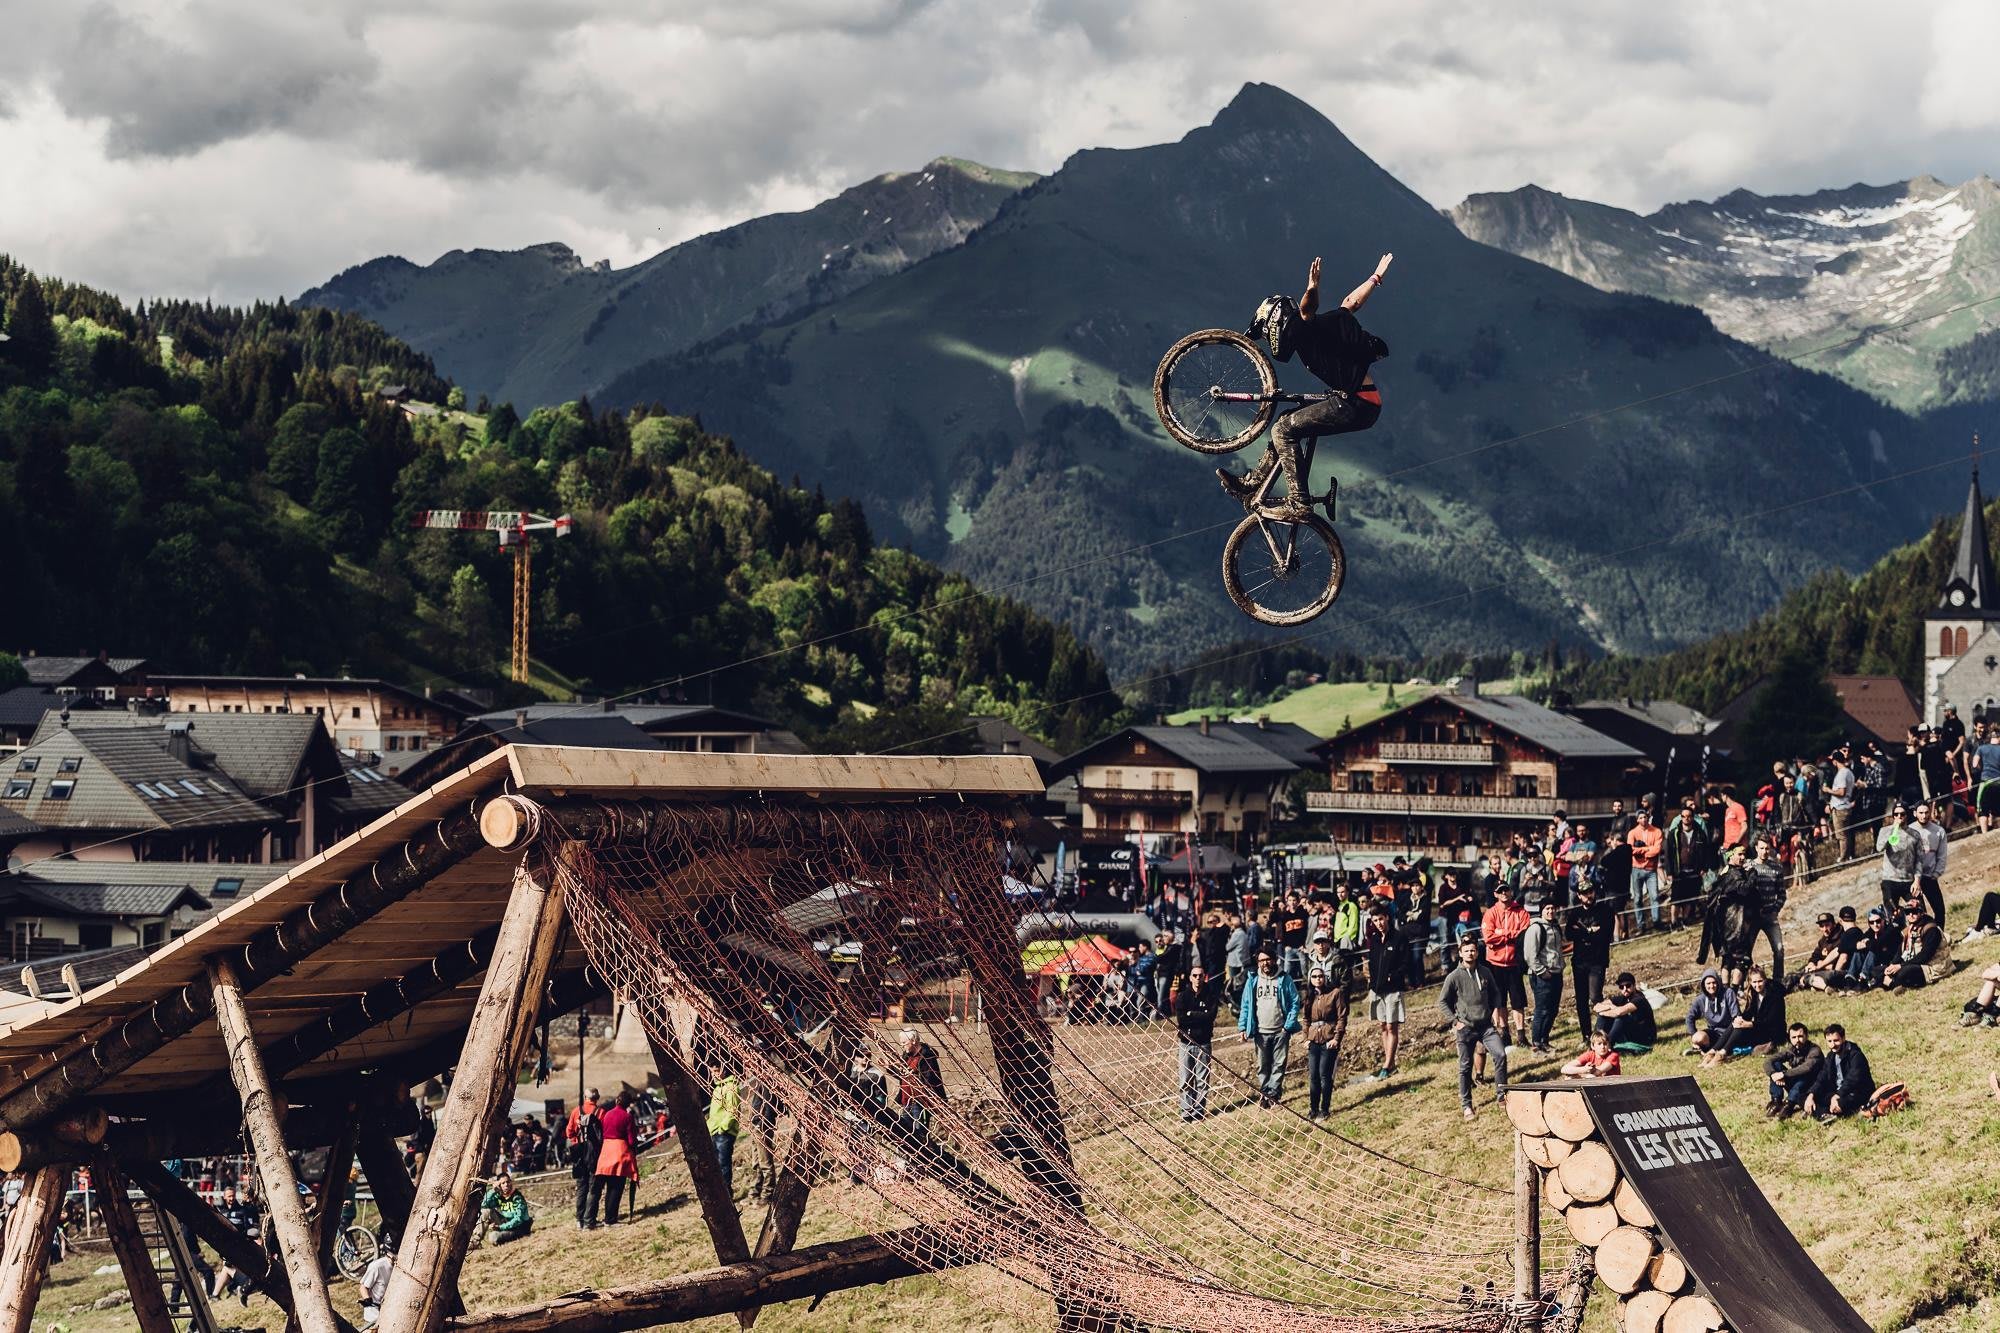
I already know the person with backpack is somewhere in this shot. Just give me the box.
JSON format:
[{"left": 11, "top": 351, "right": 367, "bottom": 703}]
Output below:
[
  {"left": 567, "top": 1087, "right": 601, "bottom": 1228},
  {"left": 1521, "top": 900, "right": 1565, "bottom": 1054}
]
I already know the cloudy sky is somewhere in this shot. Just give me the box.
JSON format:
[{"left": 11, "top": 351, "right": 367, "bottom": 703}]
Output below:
[{"left": 4, "top": 0, "right": 1998, "bottom": 303}]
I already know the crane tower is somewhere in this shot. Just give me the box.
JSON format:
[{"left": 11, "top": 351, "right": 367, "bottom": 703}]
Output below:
[{"left": 410, "top": 509, "right": 572, "bottom": 682}]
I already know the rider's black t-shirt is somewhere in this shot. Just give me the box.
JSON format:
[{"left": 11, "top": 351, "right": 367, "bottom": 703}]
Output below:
[{"left": 1293, "top": 307, "right": 1385, "bottom": 394}]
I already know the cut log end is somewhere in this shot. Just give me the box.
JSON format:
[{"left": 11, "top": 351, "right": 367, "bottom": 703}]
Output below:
[
  {"left": 1595, "top": 1225, "right": 1658, "bottom": 1296},
  {"left": 1506, "top": 1090, "right": 1549, "bottom": 1137},
  {"left": 1661, "top": 1292, "right": 1725, "bottom": 1333},
  {"left": 1564, "top": 1201, "right": 1619, "bottom": 1248},
  {"left": 1543, "top": 1170, "right": 1573, "bottom": 1212},
  {"left": 1619, "top": 1288, "right": 1675, "bottom": 1333},
  {"left": 1646, "top": 1249, "right": 1689, "bottom": 1296},
  {"left": 479, "top": 796, "right": 539, "bottom": 851},
  {"left": 1614, "top": 1176, "right": 1657, "bottom": 1228},
  {"left": 1542, "top": 1088, "right": 1596, "bottom": 1141},
  {"left": 1557, "top": 1140, "right": 1619, "bottom": 1205}
]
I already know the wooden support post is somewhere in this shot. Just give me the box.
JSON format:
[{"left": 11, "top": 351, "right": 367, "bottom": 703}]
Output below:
[
  {"left": 93, "top": 1155, "right": 176, "bottom": 1333},
  {"left": 210, "top": 956, "right": 343, "bottom": 1333},
  {"left": 0, "top": 1165, "right": 65, "bottom": 1333},
  {"left": 1516, "top": 1135, "right": 1543, "bottom": 1331},
  {"left": 377, "top": 860, "right": 567, "bottom": 1333},
  {"left": 355, "top": 1114, "right": 418, "bottom": 1241},
  {"left": 647, "top": 1037, "right": 750, "bottom": 1268},
  {"left": 123, "top": 1158, "right": 294, "bottom": 1317},
  {"left": 316, "top": 1110, "right": 362, "bottom": 1277}
]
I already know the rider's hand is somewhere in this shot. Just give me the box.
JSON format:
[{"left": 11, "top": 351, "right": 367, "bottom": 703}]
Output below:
[
  {"left": 1375, "top": 253, "right": 1394, "bottom": 277},
  {"left": 1307, "top": 256, "right": 1322, "bottom": 287}
]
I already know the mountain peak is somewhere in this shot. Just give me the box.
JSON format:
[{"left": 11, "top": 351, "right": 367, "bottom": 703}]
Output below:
[{"left": 1214, "top": 81, "right": 1326, "bottom": 129}]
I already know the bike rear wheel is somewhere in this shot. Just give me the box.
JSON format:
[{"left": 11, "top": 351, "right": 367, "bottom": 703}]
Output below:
[
  {"left": 1153, "top": 329, "right": 1277, "bottom": 453},
  {"left": 335, "top": 1225, "right": 377, "bottom": 1280},
  {"left": 1222, "top": 511, "right": 1345, "bottom": 626}
]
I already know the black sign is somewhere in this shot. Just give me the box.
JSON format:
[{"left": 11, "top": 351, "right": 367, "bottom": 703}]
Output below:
[{"left": 1549, "top": 1076, "right": 1870, "bottom": 1333}]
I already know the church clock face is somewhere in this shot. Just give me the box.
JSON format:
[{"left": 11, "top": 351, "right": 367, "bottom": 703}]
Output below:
[{"left": 1952, "top": 588, "right": 1968, "bottom": 607}]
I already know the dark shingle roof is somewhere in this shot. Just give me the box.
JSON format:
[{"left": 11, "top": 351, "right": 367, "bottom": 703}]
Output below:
[
  {"left": 1452, "top": 695, "right": 1642, "bottom": 759},
  {"left": 0, "top": 806, "right": 38, "bottom": 841},
  {"left": 329, "top": 755, "right": 416, "bottom": 820},
  {"left": 475, "top": 703, "right": 781, "bottom": 734},
  {"left": 0, "top": 879, "right": 209, "bottom": 917},
  {"left": 1053, "top": 725, "right": 1300, "bottom": 780},
  {"left": 0, "top": 943, "right": 152, "bottom": 997},
  {"left": 17, "top": 657, "right": 145, "bottom": 686},
  {"left": 0, "top": 687, "right": 61, "bottom": 730},
  {"left": 475, "top": 715, "right": 669, "bottom": 751},
  {"left": 1, "top": 729, "right": 277, "bottom": 833},
  {"left": 1212, "top": 720, "right": 1324, "bottom": 768}
]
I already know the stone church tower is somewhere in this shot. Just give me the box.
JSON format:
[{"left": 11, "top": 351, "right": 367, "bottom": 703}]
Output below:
[{"left": 1924, "top": 461, "right": 2000, "bottom": 724}]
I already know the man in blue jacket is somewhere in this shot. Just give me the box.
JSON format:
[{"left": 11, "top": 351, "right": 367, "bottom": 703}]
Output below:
[
  {"left": 1808, "top": 1023, "right": 1874, "bottom": 1121},
  {"left": 1238, "top": 947, "right": 1301, "bottom": 1107}
]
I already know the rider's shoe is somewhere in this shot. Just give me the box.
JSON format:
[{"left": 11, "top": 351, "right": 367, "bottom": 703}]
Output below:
[
  {"left": 1216, "top": 468, "right": 1251, "bottom": 501},
  {"left": 1267, "top": 499, "right": 1314, "bottom": 522}
]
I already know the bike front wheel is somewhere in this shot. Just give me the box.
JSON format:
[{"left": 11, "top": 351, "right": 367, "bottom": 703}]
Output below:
[
  {"left": 335, "top": 1225, "right": 377, "bottom": 1280},
  {"left": 1153, "top": 329, "right": 1277, "bottom": 453},
  {"left": 1222, "top": 511, "right": 1345, "bottom": 626}
]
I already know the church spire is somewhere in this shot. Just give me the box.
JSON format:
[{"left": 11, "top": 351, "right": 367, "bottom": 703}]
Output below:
[{"left": 1940, "top": 439, "right": 2000, "bottom": 616}]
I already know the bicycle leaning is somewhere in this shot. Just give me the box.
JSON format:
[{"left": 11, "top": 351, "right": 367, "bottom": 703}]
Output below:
[{"left": 1152, "top": 328, "right": 1347, "bottom": 625}]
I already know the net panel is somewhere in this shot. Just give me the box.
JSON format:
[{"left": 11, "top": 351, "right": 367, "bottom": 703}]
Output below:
[{"left": 542, "top": 798, "right": 1530, "bottom": 1332}]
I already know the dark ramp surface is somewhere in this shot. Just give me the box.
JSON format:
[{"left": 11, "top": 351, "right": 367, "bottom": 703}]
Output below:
[{"left": 1523, "top": 1075, "right": 1869, "bottom": 1333}]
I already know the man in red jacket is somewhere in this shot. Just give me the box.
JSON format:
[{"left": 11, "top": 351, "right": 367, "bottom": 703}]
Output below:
[{"left": 1480, "top": 881, "right": 1532, "bottom": 1054}]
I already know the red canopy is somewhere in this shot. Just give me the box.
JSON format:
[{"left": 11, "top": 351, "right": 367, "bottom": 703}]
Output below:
[{"left": 1038, "top": 936, "right": 1129, "bottom": 976}]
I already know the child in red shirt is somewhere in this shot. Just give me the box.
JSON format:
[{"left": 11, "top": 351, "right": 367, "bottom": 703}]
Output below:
[{"left": 1561, "top": 1030, "right": 1622, "bottom": 1079}]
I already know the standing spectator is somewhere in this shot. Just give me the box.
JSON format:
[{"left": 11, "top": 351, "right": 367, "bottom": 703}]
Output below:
[
  {"left": 1593, "top": 973, "right": 1657, "bottom": 1052},
  {"left": 1128, "top": 940, "right": 1158, "bottom": 1019},
  {"left": 589, "top": 1090, "right": 639, "bottom": 1226},
  {"left": 1764, "top": 1023, "right": 1824, "bottom": 1119},
  {"left": 1807, "top": 1024, "right": 1873, "bottom": 1121},
  {"left": 1747, "top": 835, "right": 1787, "bottom": 984},
  {"left": 1330, "top": 882, "right": 1361, "bottom": 951},
  {"left": 1912, "top": 801, "right": 1948, "bottom": 926},
  {"left": 1942, "top": 703, "right": 1968, "bottom": 784},
  {"left": 1301, "top": 963, "right": 1348, "bottom": 1121},
  {"left": 480, "top": 1174, "right": 534, "bottom": 1245},
  {"left": 1479, "top": 882, "right": 1531, "bottom": 1053},
  {"left": 1882, "top": 912, "right": 1944, "bottom": 991},
  {"left": 1521, "top": 900, "right": 1565, "bottom": 1054},
  {"left": 568, "top": 1090, "right": 601, "bottom": 1227},
  {"left": 898, "top": 1028, "right": 945, "bottom": 1135},
  {"left": 1362, "top": 901, "right": 1408, "bottom": 1080},
  {"left": 1848, "top": 908, "right": 1897, "bottom": 990},
  {"left": 1301, "top": 929, "right": 1342, "bottom": 987},
  {"left": 1626, "top": 809, "right": 1664, "bottom": 933},
  {"left": 357, "top": 1234, "right": 394, "bottom": 1326},
  {"left": 1664, "top": 800, "right": 1714, "bottom": 929},
  {"left": 1237, "top": 949, "right": 1301, "bottom": 1108},
  {"left": 1564, "top": 823, "right": 1599, "bottom": 903},
  {"left": 1277, "top": 891, "right": 1310, "bottom": 976},
  {"left": 707, "top": 1062, "right": 742, "bottom": 1196},
  {"left": 1596, "top": 830, "right": 1633, "bottom": 943},
  {"left": 1827, "top": 752, "right": 1858, "bottom": 860},
  {"left": 1606, "top": 798, "right": 1633, "bottom": 839},
  {"left": 1438, "top": 938, "right": 1507, "bottom": 1121},
  {"left": 211, "top": 1185, "right": 260, "bottom": 1304},
  {"left": 1877, "top": 803, "right": 1919, "bottom": 920},
  {"left": 1175, "top": 963, "right": 1223, "bottom": 1120},
  {"left": 1560, "top": 1030, "right": 1622, "bottom": 1079},
  {"left": 1686, "top": 970, "right": 1741, "bottom": 1065},
  {"left": 1224, "top": 912, "right": 1249, "bottom": 1002},
  {"left": 1972, "top": 723, "right": 2000, "bottom": 833},
  {"left": 1565, "top": 880, "right": 1614, "bottom": 1032},
  {"left": 1153, "top": 929, "right": 1185, "bottom": 1016},
  {"left": 1918, "top": 725, "right": 1954, "bottom": 823},
  {"left": 1434, "top": 871, "right": 1476, "bottom": 951},
  {"left": 1195, "top": 911, "right": 1229, "bottom": 983}
]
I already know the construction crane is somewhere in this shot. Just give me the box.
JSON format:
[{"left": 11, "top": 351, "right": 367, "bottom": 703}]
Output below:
[{"left": 410, "top": 509, "right": 572, "bottom": 682}]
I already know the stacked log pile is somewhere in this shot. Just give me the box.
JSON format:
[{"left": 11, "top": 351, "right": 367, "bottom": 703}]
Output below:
[{"left": 1507, "top": 1089, "right": 1727, "bottom": 1333}]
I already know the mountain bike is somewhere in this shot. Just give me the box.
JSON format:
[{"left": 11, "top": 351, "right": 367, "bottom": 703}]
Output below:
[{"left": 1152, "top": 328, "right": 1345, "bottom": 626}]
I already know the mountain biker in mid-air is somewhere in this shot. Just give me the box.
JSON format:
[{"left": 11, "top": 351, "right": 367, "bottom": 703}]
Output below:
[{"left": 1219, "top": 252, "right": 1393, "bottom": 518}]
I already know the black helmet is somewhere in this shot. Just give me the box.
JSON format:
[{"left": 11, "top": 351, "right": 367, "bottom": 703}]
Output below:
[{"left": 1246, "top": 294, "right": 1300, "bottom": 362}]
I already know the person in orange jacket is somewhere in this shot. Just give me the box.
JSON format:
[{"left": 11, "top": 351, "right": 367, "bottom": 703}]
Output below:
[{"left": 1479, "top": 881, "right": 1532, "bottom": 1059}]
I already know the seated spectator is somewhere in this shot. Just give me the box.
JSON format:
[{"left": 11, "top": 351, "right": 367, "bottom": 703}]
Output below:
[
  {"left": 1845, "top": 908, "right": 1896, "bottom": 990},
  {"left": 1685, "top": 970, "right": 1740, "bottom": 1065},
  {"left": 1560, "top": 1030, "right": 1621, "bottom": 1079},
  {"left": 1592, "top": 972, "right": 1657, "bottom": 1053},
  {"left": 1731, "top": 967, "right": 1787, "bottom": 1054},
  {"left": 480, "top": 1174, "right": 533, "bottom": 1246},
  {"left": 1793, "top": 912, "right": 1852, "bottom": 993},
  {"left": 1764, "top": 1022, "right": 1823, "bottom": 1119},
  {"left": 1961, "top": 889, "right": 2000, "bottom": 943},
  {"left": 1806, "top": 1023, "right": 1873, "bottom": 1122},
  {"left": 1882, "top": 911, "right": 1944, "bottom": 991},
  {"left": 1956, "top": 962, "right": 2000, "bottom": 1028}
]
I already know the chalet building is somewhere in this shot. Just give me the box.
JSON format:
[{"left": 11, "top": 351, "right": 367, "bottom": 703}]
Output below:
[
  {"left": 1048, "top": 719, "right": 1302, "bottom": 854},
  {"left": 1307, "top": 683, "right": 1641, "bottom": 866},
  {"left": 392, "top": 702, "right": 807, "bottom": 790},
  {"left": 1925, "top": 463, "right": 2000, "bottom": 724},
  {"left": 1711, "top": 673, "right": 1920, "bottom": 753},
  {"left": 149, "top": 674, "right": 468, "bottom": 775},
  {"left": 16, "top": 653, "right": 151, "bottom": 702},
  {"left": 0, "top": 861, "right": 288, "bottom": 965}
]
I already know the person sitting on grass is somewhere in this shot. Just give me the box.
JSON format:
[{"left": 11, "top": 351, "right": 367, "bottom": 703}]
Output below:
[
  {"left": 1686, "top": 969, "right": 1741, "bottom": 1066},
  {"left": 1960, "top": 888, "right": 2000, "bottom": 943},
  {"left": 481, "top": 1173, "right": 533, "bottom": 1246},
  {"left": 1730, "top": 966, "right": 1787, "bottom": 1054},
  {"left": 1956, "top": 961, "right": 2000, "bottom": 1028},
  {"left": 1764, "top": 1022, "right": 1823, "bottom": 1119},
  {"left": 1793, "top": 912, "right": 1852, "bottom": 992},
  {"left": 1560, "top": 1029, "right": 1622, "bottom": 1079},
  {"left": 1882, "top": 910, "right": 1944, "bottom": 991},
  {"left": 1805, "top": 1023, "right": 1873, "bottom": 1123},
  {"left": 1845, "top": 908, "right": 1897, "bottom": 990},
  {"left": 1593, "top": 972, "right": 1657, "bottom": 1053}
]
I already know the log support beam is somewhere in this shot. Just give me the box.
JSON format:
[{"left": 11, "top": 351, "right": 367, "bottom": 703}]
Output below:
[
  {"left": 378, "top": 859, "right": 567, "bottom": 1333},
  {"left": 0, "top": 1165, "right": 65, "bottom": 1333},
  {"left": 316, "top": 1109, "right": 362, "bottom": 1277},
  {"left": 93, "top": 1154, "right": 176, "bottom": 1333},
  {"left": 648, "top": 1038, "right": 751, "bottom": 1271},
  {"left": 210, "top": 956, "right": 343, "bottom": 1333},
  {"left": 441, "top": 1228, "right": 950, "bottom": 1333},
  {"left": 356, "top": 1112, "right": 418, "bottom": 1242},
  {"left": 124, "top": 1157, "right": 295, "bottom": 1317}
]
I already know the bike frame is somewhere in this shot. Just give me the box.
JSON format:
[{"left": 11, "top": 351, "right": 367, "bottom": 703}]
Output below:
[{"left": 1211, "top": 389, "right": 1332, "bottom": 405}]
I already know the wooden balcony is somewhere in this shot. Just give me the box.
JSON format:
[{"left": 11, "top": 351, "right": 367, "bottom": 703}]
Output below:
[
  {"left": 1377, "top": 741, "right": 1497, "bottom": 765},
  {"left": 1307, "top": 791, "right": 1619, "bottom": 818},
  {"left": 1079, "top": 786, "right": 1194, "bottom": 810}
]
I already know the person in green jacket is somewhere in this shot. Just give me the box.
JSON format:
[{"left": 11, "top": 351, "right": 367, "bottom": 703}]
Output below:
[
  {"left": 706, "top": 1061, "right": 742, "bottom": 1196},
  {"left": 480, "top": 1174, "right": 532, "bottom": 1246}
]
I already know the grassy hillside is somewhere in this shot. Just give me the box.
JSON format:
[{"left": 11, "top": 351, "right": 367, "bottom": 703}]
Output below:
[
  {"left": 604, "top": 84, "right": 1957, "bottom": 676},
  {"left": 0, "top": 258, "right": 1120, "bottom": 750}
]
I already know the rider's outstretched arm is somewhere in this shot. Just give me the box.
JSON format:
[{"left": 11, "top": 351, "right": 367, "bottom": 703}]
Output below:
[
  {"left": 1298, "top": 257, "right": 1323, "bottom": 318},
  {"left": 1340, "top": 253, "right": 1395, "bottom": 312}
]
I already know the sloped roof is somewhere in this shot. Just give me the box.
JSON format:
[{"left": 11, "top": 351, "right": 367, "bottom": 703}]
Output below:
[
  {"left": 1, "top": 728, "right": 276, "bottom": 833},
  {"left": 1052, "top": 725, "right": 1300, "bottom": 780},
  {"left": 0, "top": 806, "right": 38, "bottom": 841},
  {"left": 476, "top": 703, "right": 783, "bottom": 733},
  {"left": 42, "top": 711, "right": 347, "bottom": 802},
  {"left": 0, "top": 943, "right": 152, "bottom": 998},
  {"left": 1826, "top": 675, "right": 1919, "bottom": 746},
  {"left": 1572, "top": 699, "right": 1716, "bottom": 736},
  {"left": 0, "top": 878, "right": 209, "bottom": 917},
  {"left": 18, "top": 657, "right": 146, "bottom": 686},
  {"left": 1452, "top": 695, "right": 1642, "bottom": 759},
  {"left": 18, "top": 859, "right": 287, "bottom": 902},
  {"left": 1941, "top": 467, "right": 2000, "bottom": 617},
  {"left": 0, "top": 687, "right": 61, "bottom": 731},
  {"left": 329, "top": 754, "right": 416, "bottom": 820},
  {"left": 1211, "top": 719, "right": 1325, "bottom": 768}
]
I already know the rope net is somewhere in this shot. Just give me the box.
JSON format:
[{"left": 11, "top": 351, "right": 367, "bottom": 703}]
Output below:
[{"left": 543, "top": 799, "right": 1531, "bottom": 1332}]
